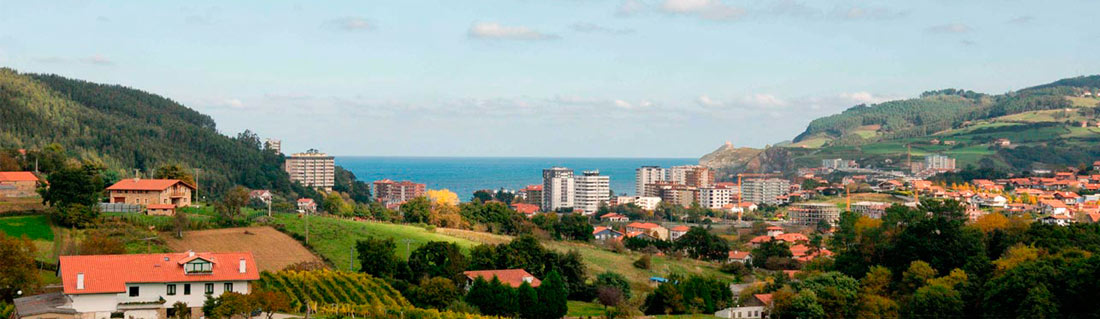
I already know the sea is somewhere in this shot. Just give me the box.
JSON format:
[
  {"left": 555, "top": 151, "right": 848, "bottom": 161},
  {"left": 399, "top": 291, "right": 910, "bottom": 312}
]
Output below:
[{"left": 336, "top": 156, "right": 698, "bottom": 201}]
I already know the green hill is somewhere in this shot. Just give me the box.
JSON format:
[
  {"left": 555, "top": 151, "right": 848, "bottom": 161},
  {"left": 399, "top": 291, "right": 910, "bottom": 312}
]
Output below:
[
  {"left": 705, "top": 75, "right": 1100, "bottom": 174},
  {"left": 0, "top": 68, "right": 293, "bottom": 196}
]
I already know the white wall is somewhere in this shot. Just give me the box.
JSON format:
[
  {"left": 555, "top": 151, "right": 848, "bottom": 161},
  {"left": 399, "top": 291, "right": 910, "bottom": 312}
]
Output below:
[{"left": 70, "top": 280, "right": 251, "bottom": 313}]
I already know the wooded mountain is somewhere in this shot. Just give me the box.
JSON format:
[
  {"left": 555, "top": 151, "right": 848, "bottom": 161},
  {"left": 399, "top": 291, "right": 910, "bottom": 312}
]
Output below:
[
  {"left": 0, "top": 68, "right": 293, "bottom": 196},
  {"left": 702, "top": 75, "right": 1100, "bottom": 176}
]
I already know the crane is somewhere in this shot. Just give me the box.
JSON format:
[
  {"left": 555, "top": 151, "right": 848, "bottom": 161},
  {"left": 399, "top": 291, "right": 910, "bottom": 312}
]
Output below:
[{"left": 735, "top": 173, "right": 779, "bottom": 222}]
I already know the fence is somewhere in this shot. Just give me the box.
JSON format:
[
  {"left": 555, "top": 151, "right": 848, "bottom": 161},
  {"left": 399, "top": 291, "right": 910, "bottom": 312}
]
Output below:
[{"left": 100, "top": 202, "right": 142, "bottom": 213}]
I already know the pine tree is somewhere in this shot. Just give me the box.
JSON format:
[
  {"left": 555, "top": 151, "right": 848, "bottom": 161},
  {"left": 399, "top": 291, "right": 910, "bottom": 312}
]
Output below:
[
  {"left": 536, "top": 271, "right": 568, "bottom": 319},
  {"left": 517, "top": 281, "right": 539, "bottom": 319}
]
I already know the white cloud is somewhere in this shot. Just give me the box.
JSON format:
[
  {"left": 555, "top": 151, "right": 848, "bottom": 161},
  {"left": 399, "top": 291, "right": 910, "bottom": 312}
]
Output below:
[
  {"left": 468, "top": 22, "right": 559, "bottom": 40},
  {"left": 223, "top": 98, "right": 245, "bottom": 108},
  {"left": 571, "top": 23, "right": 635, "bottom": 35},
  {"left": 660, "top": 0, "right": 745, "bottom": 21},
  {"left": 80, "top": 54, "right": 114, "bottom": 66},
  {"left": 695, "top": 93, "right": 787, "bottom": 109},
  {"left": 329, "top": 17, "right": 373, "bottom": 31},
  {"left": 926, "top": 23, "right": 971, "bottom": 34},
  {"left": 616, "top": 0, "right": 647, "bottom": 17}
]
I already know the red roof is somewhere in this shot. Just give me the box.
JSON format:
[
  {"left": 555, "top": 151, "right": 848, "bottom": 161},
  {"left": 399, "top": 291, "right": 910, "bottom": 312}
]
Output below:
[
  {"left": 626, "top": 222, "right": 661, "bottom": 230},
  {"left": 754, "top": 294, "right": 773, "bottom": 305},
  {"left": 106, "top": 178, "right": 195, "bottom": 191},
  {"left": 522, "top": 185, "right": 543, "bottom": 191},
  {"left": 511, "top": 203, "right": 540, "bottom": 214},
  {"left": 463, "top": 269, "right": 541, "bottom": 288},
  {"left": 59, "top": 252, "right": 259, "bottom": 295},
  {"left": 297, "top": 198, "right": 315, "bottom": 203},
  {"left": 669, "top": 225, "right": 690, "bottom": 232},
  {"left": 600, "top": 213, "right": 627, "bottom": 219},
  {"left": 728, "top": 251, "right": 750, "bottom": 259},
  {"left": 0, "top": 171, "right": 40, "bottom": 182},
  {"left": 146, "top": 204, "right": 175, "bottom": 209}
]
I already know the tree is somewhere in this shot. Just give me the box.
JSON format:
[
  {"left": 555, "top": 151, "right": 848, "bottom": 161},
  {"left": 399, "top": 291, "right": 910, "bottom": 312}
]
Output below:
[
  {"left": 40, "top": 163, "right": 105, "bottom": 228},
  {"left": 171, "top": 301, "right": 190, "bottom": 319},
  {"left": 594, "top": 271, "right": 632, "bottom": 299},
  {"left": 356, "top": 237, "right": 401, "bottom": 278},
  {"left": 596, "top": 285, "right": 623, "bottom": 309},
  {"left": 855, "top": 294, "right": 898, "bottom": 319},
  {"left": 427, "top": 189, "right": 459, "bottom": 206},
  {"left": 463, "top": 278, "right": 494, "bottom": 315},
  {"left": 786, "top": 290, "right": 826, "bottom": 319},
  {"left": 517, "top": 281, "right": 540, "bottom": 319},
  {"left": 173, "top": 209, "right": 189, "bottom": 239},
  {"left": 752, "top": 240, "right": 793, "bottom": 270},
  {"left": 1016, "top": 284, "right": 1059, "bottom": 319},
  {"left": 322, "top": 192, "right": 352, "bottom": 216},
  {"left": 77, "top": 230, "right": 127, "bottom": 255},
  {"left": 900, "top": 261, "right": 936, "bottom": 295},
  {"left": 796, "top": 272, "right": 859, "bottom": 319},
  {"left": 408, "top": 241, "right": 468, "bottom": 283},
  {"left": 643, "top": 282, "right": 685, "bottom": 315},
  {"left": 215, "top": 186, "right": 250, "bottom": 226},
  {"left": 472, "top": 190, "right": 494, "bottom": 203},
  {"left": 674, "top": 227, "right": 730, "bottom": 261},
  {"left": 401, "top": 196, "right": 432, "bottom": 223},
  {"left": 211, "top": 292, "right": 255, "bottom": 319},
  {"left": 154, "top": 164, "right": 196, "bottom": 185},
  {"left": 251, "top": 290, "right": 291, "bottom": 319},
  {"left": 555, "top": 213, "right": 594, "bottom": 241},
  {"left": 633, "top": 254, "right": 651, "bottom": 269},
  {"left": 905, "top": 284, "right": 963, "bottom": 319},
  {"left": 536, "top": 271, "right": 568, "bottom": 319},
  {"left": 409, "top": 277, "right": 461, "bottom": 310},
  {"left": 0, "top": 234, "right": 41, "bottom": 300}
]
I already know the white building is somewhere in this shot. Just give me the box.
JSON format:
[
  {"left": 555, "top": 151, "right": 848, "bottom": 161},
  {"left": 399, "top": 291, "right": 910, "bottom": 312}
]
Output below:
[
  {"left": 14, "top": 252, "right": 259, "bottom": 319},
  {"left": 741, "top": 178, "right": 790, "bottom": 205},
  {"left": 542, "top": 167, "right": 575, "bottom": 212},
  {"left": 821, "top": 158, "right": 853, "bottom": 170},
  {"left": 925, "top": 154, "right": 957, "bottom": 172},
  {"left": 284, "top": 149, "right": 335, "bottom": 191},
  {"left": 635, "top": 166, "right": 667, "bottom": 196},
  {"left": 699, "top": 185, "right": 736, "bottom": 209},
  {"left": 669, "top": 165, "right": 712, "bottom": 188},
  {"left": 615, "top": 196, "right": 662, "bottom": 211},
  {"left": 574, "top": 170, "right": 610, "bottom": 214}
]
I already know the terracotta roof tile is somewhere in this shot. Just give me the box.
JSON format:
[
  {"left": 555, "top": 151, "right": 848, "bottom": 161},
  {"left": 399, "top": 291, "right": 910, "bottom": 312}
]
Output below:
[
  {"left": 106, "top": 178, "right": 195, "bottom": 191},
  {"left": 60, "top": 252, "right": 259, "bottom": 295},
  {"left": 0, "top": 171, "right": 41, "bottom": 182},
  {"left": 463, "top": 269, "right": 541, "bottom": 288}
]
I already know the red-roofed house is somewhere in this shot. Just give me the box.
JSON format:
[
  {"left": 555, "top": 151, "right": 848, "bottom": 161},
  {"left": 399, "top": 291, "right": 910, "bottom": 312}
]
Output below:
[
  {"left": 727, "top": 251, "right": 752, "bottom": 264},
  {"left": 106, "top": 178, "right": 195, "bottom": 208},
  {"left": 463, "top": 269, "right": 540, "bottom": 288},
  {"left": 297, "top": 198, "right": 317, "bottom": 213},
  {"left": 625, "top": 222, "right": 669, "bottom": 240},
  {"left": 44, "top": 251, "right": 258, "bottom": 319},
  {"left": 0, "top": 171, "right": 43, "bottom": 198},
  {"left": 511, "top": 203, "right": 540, "bottom": 216},
  {"left": 593, "top": 226, "right": 624, "bottom": 241},
  {"left": 669, "top": 225, "right": 691, "bottom": 241},
  {"left": 716, "top": 293, "right": 770, "bottom": 319},
  {"left": 600, "top": 213, "right": 629, "bottom": 223}
]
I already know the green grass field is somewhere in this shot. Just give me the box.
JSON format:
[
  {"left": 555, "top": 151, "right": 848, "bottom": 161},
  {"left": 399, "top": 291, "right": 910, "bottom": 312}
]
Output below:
[
  {"left": 273, "top": 214, "right": 733, "bottom": 291},
  {"left": 1067, "top": 96, "right": 1100, "bottom": 107},
  {"left": 0, "top": 215, "right": 53, "bottom": 241},
  {"left": 567, "top": 301, "right": 611, "bottom": 317}
]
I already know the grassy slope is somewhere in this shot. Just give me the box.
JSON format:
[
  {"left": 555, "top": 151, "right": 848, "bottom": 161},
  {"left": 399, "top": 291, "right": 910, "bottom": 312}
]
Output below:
[
  {"left": 273, "top": 214, "right": 733, "bottom": 291},
  {"left": 0, "top": 215, "right": 53, "bottom": 241}
]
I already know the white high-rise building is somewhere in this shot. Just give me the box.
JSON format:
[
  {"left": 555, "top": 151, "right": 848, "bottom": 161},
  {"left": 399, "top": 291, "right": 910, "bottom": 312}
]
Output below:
[
  {"left": 669, "top": 165, "right": 712, "bottom": 188},
  {"left": 542, "top": 167, "right": 575, "bottom": 212},
  {"left": 925, "top": 155, "right": 956, "bottom": 172},
  {"left": 699, "top": 185, "right": 736, "bottom": 209},
  {"left": 635, "top": 166, "right": 666, "bottom": 196},
  {"left": 575, "top": 170, "right": 610, "bottom": 214},
  {"left": 741, "top": 178, "right": 790, "bottom": 205},
  {"left": 284, "top": 149, "right": 335, "bottom": 191}
]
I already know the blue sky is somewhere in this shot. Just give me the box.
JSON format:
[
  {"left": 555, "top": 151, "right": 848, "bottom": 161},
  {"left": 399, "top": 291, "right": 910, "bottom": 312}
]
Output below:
[{"left": 1, "top": 0, "right": 1098, "bottom": 157}]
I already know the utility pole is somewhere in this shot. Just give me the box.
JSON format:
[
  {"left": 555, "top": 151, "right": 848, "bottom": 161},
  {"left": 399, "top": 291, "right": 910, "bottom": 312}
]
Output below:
[
  {"left": 305, "top": 210, "right": 310, "bottom": 244},
  {"left": 349, "top": 246, "right": 355, "bottom": 271},
  {"left": 401, "top": 238, "right": 415, "bottom": 257},
  {"left": 267, "top": 198, "right": 272, "bottom": 217}
]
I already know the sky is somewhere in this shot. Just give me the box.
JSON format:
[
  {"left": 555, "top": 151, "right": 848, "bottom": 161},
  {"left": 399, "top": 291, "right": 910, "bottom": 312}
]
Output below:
[{"left": 1, "top": 0, "right": 1098, "bottom": 158}]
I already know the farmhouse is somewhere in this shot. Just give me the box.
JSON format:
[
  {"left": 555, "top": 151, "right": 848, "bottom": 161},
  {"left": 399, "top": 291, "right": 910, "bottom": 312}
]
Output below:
[
  {"left": 625, "top": 222, "right": 669, "bottom": 240},
  {"left": 463, "top": 269, "right": 541, "bottom": 288},
  {"left": 715, "top": 293, "right": 771, "bottom": 319},
  {"left": 668, "top": 225, "right": 690, "bottom": 241},
  {"left": 12, "top": 251, "right": 258, "bottom": 319},
  {"left": 592, "top": 226, "right": 624, "bottom": 241},
  {"left": 0, "top": 171, "right": 42, "bottom": 198},
  {"left": 106, "top": 178, "right": 195, "bottom": 208}
]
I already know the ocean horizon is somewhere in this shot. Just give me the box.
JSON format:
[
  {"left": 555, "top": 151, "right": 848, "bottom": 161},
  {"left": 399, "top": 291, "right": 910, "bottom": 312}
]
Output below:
[{"left": 336, "top": 156, "right": 699, "bottom": 201}]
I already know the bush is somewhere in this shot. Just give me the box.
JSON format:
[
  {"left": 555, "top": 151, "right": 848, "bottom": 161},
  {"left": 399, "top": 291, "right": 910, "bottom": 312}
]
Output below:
[
  {"left": 633, "top": 255, "right": 652, "bottom": 270},
  {"left": 720, "top": 262, "right": 752, "bottom": 276}
]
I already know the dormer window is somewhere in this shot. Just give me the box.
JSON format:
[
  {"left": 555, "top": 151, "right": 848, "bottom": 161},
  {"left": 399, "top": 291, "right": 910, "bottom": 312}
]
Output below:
[{"left": 184, "top": 259, "right": 213, "bottom": 274}]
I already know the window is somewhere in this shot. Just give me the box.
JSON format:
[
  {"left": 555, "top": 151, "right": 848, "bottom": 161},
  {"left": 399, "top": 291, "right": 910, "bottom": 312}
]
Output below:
[
  {"left": 128, "top": 286, "right": 139, "bottom": 297},
  {"left": 183, "top": 284, "right": 191, "bottom": 295},
  {"left": 166, "top": 284, "right": 176, "bottom": 295},
  {"left": 224, "top": 283, "right": 233, "bottom": 292},
  {"left": 184, "top": 260, "right": 213, "bottom": 273},
  {"left": 204, "top": 283, "right": 214, "bottom": 294}
]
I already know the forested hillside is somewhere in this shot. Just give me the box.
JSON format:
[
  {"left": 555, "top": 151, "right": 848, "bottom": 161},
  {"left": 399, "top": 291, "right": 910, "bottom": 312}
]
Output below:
[{"left": 0, "top": 68, "right": 291, "bottom": 195}]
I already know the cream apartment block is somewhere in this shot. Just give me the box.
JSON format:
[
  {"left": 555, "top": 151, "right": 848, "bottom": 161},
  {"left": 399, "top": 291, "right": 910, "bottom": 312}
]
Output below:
[{"left": 284, "top": 149, "right": 335, "bottom": 191}]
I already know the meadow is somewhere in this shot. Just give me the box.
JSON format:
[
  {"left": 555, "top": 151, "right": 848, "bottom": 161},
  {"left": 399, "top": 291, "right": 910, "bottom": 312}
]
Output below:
[{"left": 0, "top": 215, "right": 53, "bottom": 241}]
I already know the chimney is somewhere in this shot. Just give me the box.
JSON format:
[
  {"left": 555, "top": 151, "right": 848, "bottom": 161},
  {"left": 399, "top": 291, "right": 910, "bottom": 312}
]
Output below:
[
  {"left": 77, "top": 273, "right": 85, "bottom": 290},
  {"left": 239, "top": 258, "right": 247, "bottom": 274},
  {"left": 188, "top": 250, "right": 195, "bottom": 257}
]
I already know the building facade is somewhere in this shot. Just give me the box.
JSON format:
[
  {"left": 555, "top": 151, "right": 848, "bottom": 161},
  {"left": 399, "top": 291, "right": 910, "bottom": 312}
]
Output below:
[
  {"left": 635, "top": 166, "right": 667, "bottom": 196},
  {"left": 373, "top": 179, "right": 427, "bottom": 207},
  {"left": 574, "top": 170, "right": 610, "bottom": 214},
  {"left": 263, "top": 138, "right": 282, "bottom": 154},
  {"left": 741, "top": 178, "right": 790, "bottom": 205},
  {"left": 615, "top": 196, "right": 662, "bottom": 211},
  {"left": 699, "top": 184, "right": 736, "bottom": 209},
  {"left": 924, "top": 154, "right": 957, "bottom": 172},
  {"left": 542, "top": 167, "right": 575, "bottom": 212},
  {"left": 106, "top": 179, "right": 195, "bottom": 208},
  {"left": 669, "top": 165, "right": 712, "bottom": 188},
  {"left": 284, "top": 150, "right": 335, "bottom": 191},
  {"left": 0, "top": 171, "right": 41, "bottom": 198},
  {"left": 788, "top": 203, "right": 840, "bottom": 226},
  {"left": 14, "top": 252, "right": 258, "bottom": 319},
  {"left": 518, "top": 185, "right": 543, "bottom": 208}
]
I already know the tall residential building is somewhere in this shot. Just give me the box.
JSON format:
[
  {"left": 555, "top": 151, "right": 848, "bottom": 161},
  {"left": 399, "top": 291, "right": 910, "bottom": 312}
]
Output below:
[
  {"left": 284, "top": 150, "right": 335, "bottom": 191},
  {"left": 670, "top": 165, "right": 712, "bottom": 188},
  {"left": 925, "top": 155, "right": 956, "bottom": 172},
  {"left": 574, "top": 170, "right": 610, "bottom": 214},
  {"left": 821, "top": 158, "right": 853, "bottom": 170},
  {"left": 542, "top": 167, "right": 575, "bottom": 212},
  {"left": 635, "top": 166, "right": 667, "bottom": 196},
  {"left": 264, "top": 138, "right": 282, "bottom": 154},
  {"left": 373, "top": 179, "right": 427, "bottom": 207},
  {"left": 518, "top": 185, "right": 543, "bottom": 209},
  {"left": 741, "top": 178, "right": 790, "bottom": 205},
  {"left": 789, "top": 203, "right": 840, "bottom": 226},
  {"left": 645, "top": 181, "right": 696, "bottom": 208},
  {"left": 698, "top": 184, "right": 736, "bottom": 209}
]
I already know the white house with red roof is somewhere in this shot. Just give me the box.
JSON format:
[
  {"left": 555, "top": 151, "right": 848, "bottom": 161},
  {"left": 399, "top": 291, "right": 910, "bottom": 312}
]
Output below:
[
  {"left": 297, "top": 198, "right": 317, "bottom": 213},
  {"left": 668, "top": 225, "right": 691, "bottom": 241},
  {"left": 625, "top": 222, "right": 669, "bottom": 240},
  {"left": 17, "top": 251, "right": 259, "bottom": 319},
  {"left": 599, "top": 213, "right": 630, "bottom": 223}
]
